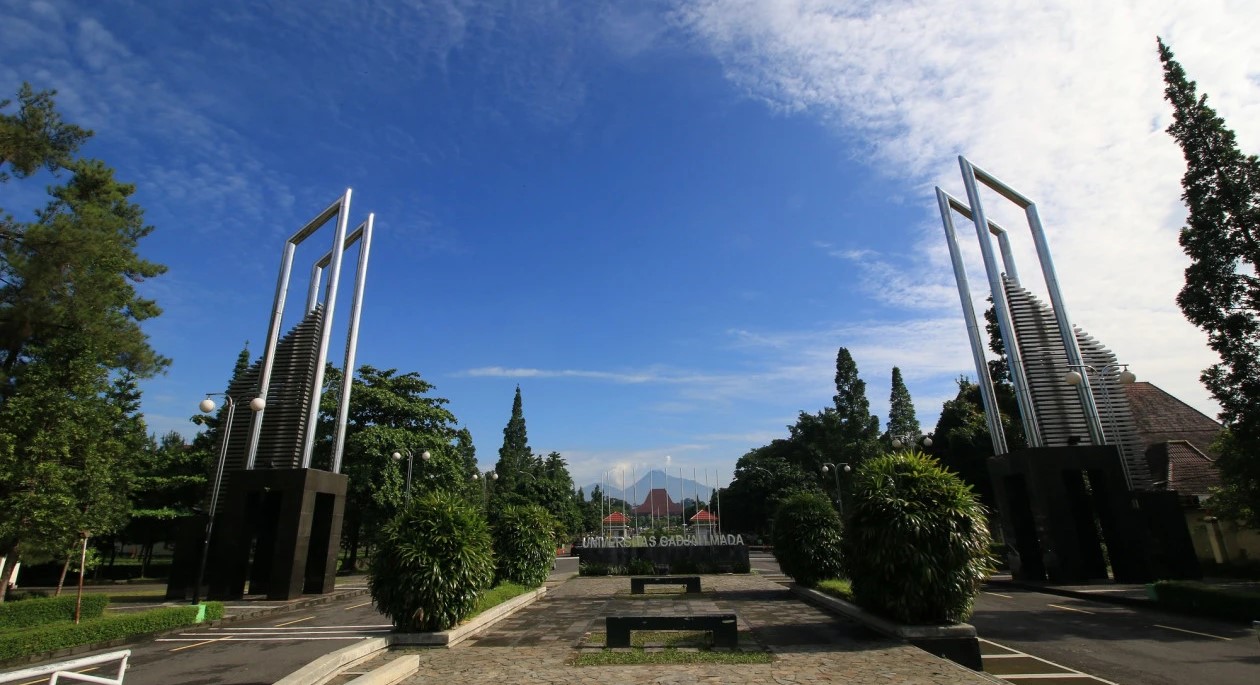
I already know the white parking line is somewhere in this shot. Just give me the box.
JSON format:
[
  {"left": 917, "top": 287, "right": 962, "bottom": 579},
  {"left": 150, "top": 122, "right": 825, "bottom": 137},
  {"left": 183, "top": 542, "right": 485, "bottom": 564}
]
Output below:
[
  {"left": 203, "top": 624, "right": 393, "bottom": 630},
  {"left": 1047, "top": 603, "right": 1095, "bottom": 615},
  {"left": 978, "top": 638, "right": 1118, "bottom": 685},
  {"left": 1152, "top": 624, "right": 1232, "bottom": 641},
  {"left": 157, "top": 636, "right": 371, "bottom": 642},
  {"left": 984, "top": 591, "right": 1014, "bottom": 598}
]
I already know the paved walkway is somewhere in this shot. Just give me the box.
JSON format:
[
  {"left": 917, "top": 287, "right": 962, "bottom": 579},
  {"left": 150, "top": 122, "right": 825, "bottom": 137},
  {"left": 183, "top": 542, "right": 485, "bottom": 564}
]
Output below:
[{"left": 392, "top": 574, "right": 999, "bottom": 684}]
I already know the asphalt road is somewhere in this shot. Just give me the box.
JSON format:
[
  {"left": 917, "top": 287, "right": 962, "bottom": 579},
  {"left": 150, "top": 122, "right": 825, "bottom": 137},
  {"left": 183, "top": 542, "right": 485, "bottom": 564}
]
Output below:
[
  {"left": 971, "top": 586, "right": 1260, "bottom": 684},
  {"left": 122, "top": 587, "right": 384, "bottom": 685}
]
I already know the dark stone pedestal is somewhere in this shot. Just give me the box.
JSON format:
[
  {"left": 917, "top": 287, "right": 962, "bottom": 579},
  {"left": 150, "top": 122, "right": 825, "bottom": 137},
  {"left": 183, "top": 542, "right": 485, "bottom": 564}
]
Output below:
[
  {"left": 166, "top": 468, "right": 348, "bottom": 601},
  {"left": 989, "top": 447, "right": 1199, "bottom": 583}
]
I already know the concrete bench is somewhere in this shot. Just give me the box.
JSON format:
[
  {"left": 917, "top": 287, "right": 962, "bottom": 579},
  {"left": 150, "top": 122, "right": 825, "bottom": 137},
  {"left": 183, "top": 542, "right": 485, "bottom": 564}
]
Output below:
[
  {"left": 630, "top": 575, "right": 701, "bottom": 594},
  {"left": 605, "top": 614, "right": 737, "bottom": 648}
]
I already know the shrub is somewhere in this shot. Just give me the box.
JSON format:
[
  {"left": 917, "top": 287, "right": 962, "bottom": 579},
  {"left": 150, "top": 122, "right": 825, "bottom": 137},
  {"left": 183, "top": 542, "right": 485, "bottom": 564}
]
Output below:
[
  {"left": 771, "top": 491, "right": 845, "bottom": 587},
  {"left": 843, "top": 451, "right": 993, "bottom": 624},
  {"left": 369, "top": 491, "right": 495, "bottom": 632},
  {"left": 626, "top": 557, "right": 655, "bottom": 575},
  {"left": 0, "top": 603, "right": 221, "bottom": 661},
  {"left": 579, "top": 561, "right": 610, "bottom": 576},
  {"left": 491, "top": 503, "right": 556, "bottom": 587},
  {"left": 1149, "top": 580, "right": 1260, "bottom": 621},
  {"left": 0, "top": 594, "right": 109, "bottom": 630}
]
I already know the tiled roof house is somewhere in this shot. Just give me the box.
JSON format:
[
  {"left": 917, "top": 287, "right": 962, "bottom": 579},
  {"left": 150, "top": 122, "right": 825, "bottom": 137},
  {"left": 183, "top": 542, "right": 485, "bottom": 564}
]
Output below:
[
  {"left": 632, "top": 488, "right": 684, "bottom": 516},
  {"left": 1123, "top": 382, "right": 1223, "bottom": 497}
]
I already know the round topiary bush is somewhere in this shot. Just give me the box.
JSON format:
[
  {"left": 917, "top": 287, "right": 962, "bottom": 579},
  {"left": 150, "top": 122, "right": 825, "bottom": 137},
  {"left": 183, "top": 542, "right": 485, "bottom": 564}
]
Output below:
[
  {"left": 843, "top": 450, "right": 994, "bottom": 624},
  {"left": 771, "top": 490, "right": 845, "bottom": 587},
  {"left": 369, "top": 490, "right": 495, "bottom": 632},
  {"left": 491, "top": 503, "right": 556, "bottom": 587}
]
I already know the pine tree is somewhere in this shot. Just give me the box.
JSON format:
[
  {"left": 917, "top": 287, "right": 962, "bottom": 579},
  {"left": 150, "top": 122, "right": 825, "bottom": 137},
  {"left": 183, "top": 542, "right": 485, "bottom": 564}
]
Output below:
[
  {"left": 1159, "top": 38, "right": 1260, "bottom": 524},
  {"left": 886, "top": 367, "right": 920, "bottom": 440},
  {"left": 0, "top": 86, "right": 166, "bottom": 597},
  {"left": 494, "top": 386, "right": 532, "bottom": 496}
]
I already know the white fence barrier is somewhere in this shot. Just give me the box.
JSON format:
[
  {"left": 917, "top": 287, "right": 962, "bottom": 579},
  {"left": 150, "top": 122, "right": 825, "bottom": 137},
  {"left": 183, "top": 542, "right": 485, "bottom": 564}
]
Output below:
[{"left": 0, "top": 650, "right": 129, "bottom": 685}]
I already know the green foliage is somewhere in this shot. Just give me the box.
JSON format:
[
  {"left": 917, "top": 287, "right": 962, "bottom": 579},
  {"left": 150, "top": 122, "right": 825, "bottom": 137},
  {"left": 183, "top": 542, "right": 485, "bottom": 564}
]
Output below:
[
  {"left": 470, "top": 582, "right": 531, "bottom": 618},
  {"left": 369, "top": 491, "right": 494, "bottom": 632},
  {"left": 843, "top": 451, "right": 993, "bottom": 624},
  {"left": 1148, "top": 580, "right": 1260, "bottom": 622},
  {"left": 720, "top": 443, "right": 822, "bottom": 535},
  {"left": 0, "top": 603, "right": 219, "bottom": 661},
  {"left": 0, "top": 83, "right": 92, "bottom": 183},
  {"left": 815, "top": 578, "right": 854, "bottom": 602},
  {"left": 930, "top": 377, "right": 1026, "bottom": 509},
  {"left": 0, "top": 85, "right": 166, "bottom": 595},
  {"left": 771, "top": 491, "right": 844, "bottom": 588},
  {"left": 0, "top": 594, "right": 108, "bottom": 630},
  {"left": 491, "top": 503, "right": 556, "bottom": 587},
  {"left": 578, "top": 561, "right": 610, "bottom": 576},
  {"left": 1159, "top": 39, "right": 1260, "bottom": 525},
  {"left": 626, "top": 557, "right": 655, "bottom": 575},
  {"left": 494, "top": 386, "right": 532, "bottom": 495},
  {"left": 885, "top": 366, "right": 920, "bottom": 440},
  {"left": 314, "top": 365, "right": 472, "bottom": 570}
]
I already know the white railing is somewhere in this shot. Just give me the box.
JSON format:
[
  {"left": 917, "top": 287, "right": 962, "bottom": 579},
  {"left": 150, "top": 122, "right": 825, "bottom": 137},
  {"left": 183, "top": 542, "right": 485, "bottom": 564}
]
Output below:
[{"left": 0, "top": 650, "right": 129, "bottom": 685}]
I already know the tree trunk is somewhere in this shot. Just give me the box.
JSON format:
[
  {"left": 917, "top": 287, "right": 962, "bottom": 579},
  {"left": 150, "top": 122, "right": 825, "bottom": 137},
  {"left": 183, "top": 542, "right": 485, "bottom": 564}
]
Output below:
[
  {"left": 343, "top": 520, "right": 360, "bottom": 573},
  {"left": 0, "top": 544, "right": 20, "bottom": 603},
  {"left": 140, "top": 542, "right": 150, "bottom": 579},
  {"left": 56, "top": 557, "right": 70, "bottom": 596}
]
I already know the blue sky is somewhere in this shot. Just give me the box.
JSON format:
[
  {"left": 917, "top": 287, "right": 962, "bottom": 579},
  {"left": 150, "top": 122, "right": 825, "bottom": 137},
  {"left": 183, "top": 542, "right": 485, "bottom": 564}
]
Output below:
[{"left": 2, "top": 1, "right": 1257, "bottom": 489}]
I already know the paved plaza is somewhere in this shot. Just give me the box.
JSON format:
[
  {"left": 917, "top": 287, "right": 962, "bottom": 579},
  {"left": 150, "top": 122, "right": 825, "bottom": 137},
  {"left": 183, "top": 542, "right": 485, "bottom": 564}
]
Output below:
[{"left": 389, "top": 574, "right": 999, "bottom": 684}]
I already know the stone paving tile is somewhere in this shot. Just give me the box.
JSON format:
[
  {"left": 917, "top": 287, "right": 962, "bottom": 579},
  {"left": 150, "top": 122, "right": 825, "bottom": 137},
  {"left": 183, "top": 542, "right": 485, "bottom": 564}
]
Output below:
[{"left": 395, "top": 574, "right": 997, "bottom": 684}]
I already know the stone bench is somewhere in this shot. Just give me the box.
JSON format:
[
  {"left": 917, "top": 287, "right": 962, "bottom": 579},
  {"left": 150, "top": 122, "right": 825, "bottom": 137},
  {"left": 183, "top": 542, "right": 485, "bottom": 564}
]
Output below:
[
  {"left": 605, "top": 614, "right": 738, "bottom": 648},
  {"left": 630, "top": 575, "right": 701, "bottom": 594}
]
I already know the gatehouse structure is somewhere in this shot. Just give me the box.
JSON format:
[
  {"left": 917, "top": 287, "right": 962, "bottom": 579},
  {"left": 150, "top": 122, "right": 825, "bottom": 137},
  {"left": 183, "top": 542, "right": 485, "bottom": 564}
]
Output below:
[
  {"left": 167, "top": 191, "right": 376, "bottom": 601},
  {"left": 937, "top": 159, "right": 1199, "bottom": 583}
]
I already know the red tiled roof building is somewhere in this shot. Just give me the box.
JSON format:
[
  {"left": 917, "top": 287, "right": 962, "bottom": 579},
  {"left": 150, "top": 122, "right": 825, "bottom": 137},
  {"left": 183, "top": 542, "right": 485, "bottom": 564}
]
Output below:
[{"left": 632, "top": 488, "right": 683, "bottom": 516}]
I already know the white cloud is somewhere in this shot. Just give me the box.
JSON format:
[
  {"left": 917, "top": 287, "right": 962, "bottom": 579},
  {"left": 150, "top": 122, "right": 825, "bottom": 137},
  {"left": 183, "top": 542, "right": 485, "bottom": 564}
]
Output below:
[{"left": 675, "top": 0, "right": 1260, "bottom": 420}]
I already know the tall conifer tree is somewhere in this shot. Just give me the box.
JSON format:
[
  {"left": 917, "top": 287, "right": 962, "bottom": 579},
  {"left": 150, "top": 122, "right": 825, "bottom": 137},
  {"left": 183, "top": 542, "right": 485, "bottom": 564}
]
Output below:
[
  {"left": 495, "top": 386, "right": 532, "bottom": 496},
  {"left": 886, "top": 367, "right": 920, "bottom": 440},
  {"left": 1159, "top": 38, "right": 1260, "bottom": 523}
]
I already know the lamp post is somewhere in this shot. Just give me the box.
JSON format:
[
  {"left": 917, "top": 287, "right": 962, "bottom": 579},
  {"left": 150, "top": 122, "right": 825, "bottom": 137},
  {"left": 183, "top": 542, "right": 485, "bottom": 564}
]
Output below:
[
  {"left": 890, "top": 434, "right": 933, "bottom": 450},
  {"left": 194, "top": 393, "right": 265, "bottom": 605},
  {"left": 1063, "top": 364, "right": 1136, "bottom": 445},
  {"left": 820, "top": 462, "right": 851, "bottom": 516},
  {"left": 391, "top": 449, "right": 431, "bottom": 500},
  {"left": 472, "top": 469, "right": 498, "bottom": 500}
]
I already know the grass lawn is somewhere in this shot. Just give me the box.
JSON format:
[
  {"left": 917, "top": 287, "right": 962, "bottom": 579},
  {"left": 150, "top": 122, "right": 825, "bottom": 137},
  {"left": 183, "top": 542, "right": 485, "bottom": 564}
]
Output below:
[
  {"left": 572, "top": 630, "right": 773, "bottom": 666},
  {"left": 469, "top": 582, "right": 533, "bottom": 618},
  {"left": 814, "top": 578, "right": 854, "bottom": 601}
]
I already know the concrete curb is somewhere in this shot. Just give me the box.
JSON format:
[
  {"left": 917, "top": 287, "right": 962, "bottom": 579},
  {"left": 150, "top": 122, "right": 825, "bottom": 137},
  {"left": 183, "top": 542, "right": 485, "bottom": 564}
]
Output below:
[
  {"left": 275, "top": 586, "right": 548, "bottom": 685},
  {"left": 392, "top": 586, "right": 547, "bottom": 646},
  {"left": 346, "top": 654, "right": 419, "bottom": 685},
  {"left": 791, "top": 586, "right": 976, "bottom": 640},
  {"left": 984, "top": 578, "right": 1152, "bottom": 608},
  {"left": 273, "top": 637, "right": 390, "bottom": 685},
  {"left": 791, "top": 585, "right": 983, "bottom": 671}
]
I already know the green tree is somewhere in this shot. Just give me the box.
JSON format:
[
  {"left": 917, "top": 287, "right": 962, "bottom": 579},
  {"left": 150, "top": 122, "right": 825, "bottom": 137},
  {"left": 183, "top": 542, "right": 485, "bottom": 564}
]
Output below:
[
  {"left": 885, "top": 366, "right": 920, "bottom": 441},
  {"left": 493, "top": 386, "right": 532, "bottom": 497},
  {"left": 788, "top": 348, "right": 882, "bottom": 479},
  {"left": 538, "top": 451, "right": 582, "bottom": 540},
  {"left": 0, "top": 83, "right": 91, "bottom": 184},
  {"left": 123, "top": 430, "right": 204, "bottom": 577},
  {"left": 314, "top": 365, "right": 470, "bottom": 571},
  {"left": 719, "top": 441, "right": 820, "bottom": 536},
  {"left": 0, "top": 86, "right": 166, "bottom": 597},
  {"left": 1159, "top": 38, "right": 1260, "bottom": 525}
]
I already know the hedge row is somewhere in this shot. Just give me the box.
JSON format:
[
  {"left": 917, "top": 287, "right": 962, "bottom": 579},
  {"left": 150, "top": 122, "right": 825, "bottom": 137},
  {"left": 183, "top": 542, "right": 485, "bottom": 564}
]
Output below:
[
  {"left": 0, "top": 602, "right": 224, "bottom": 662},
  {"left": 1149, "top": 580, "right": 1260, "bottom": 622},
  {"left": 0, "top": 595, "right": 110, "bottom": 630}
]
